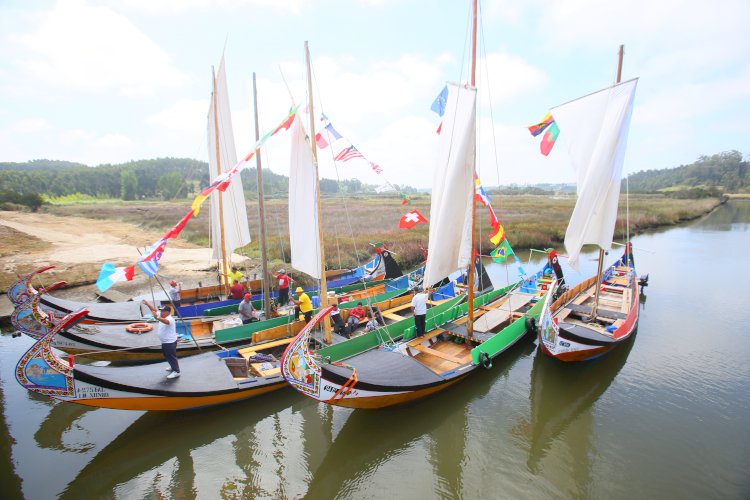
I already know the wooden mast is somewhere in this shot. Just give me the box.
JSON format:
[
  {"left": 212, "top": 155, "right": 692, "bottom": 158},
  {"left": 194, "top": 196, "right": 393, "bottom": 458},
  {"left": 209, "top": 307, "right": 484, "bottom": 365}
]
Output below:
[
  {"left": 211, "top": 67, "right": 230, "bottom": 289},
  {"left": 591, "top": 44, "right": 624, "bottom": 322},
  {"left": 252, "top": 72, "right": 272, "bottom": 319},
  {"left": 466, "top": 0, "right": 478, "bottom": 339},
  {"left": 305, "top": 41, "right": 332, "bottom": 343}
]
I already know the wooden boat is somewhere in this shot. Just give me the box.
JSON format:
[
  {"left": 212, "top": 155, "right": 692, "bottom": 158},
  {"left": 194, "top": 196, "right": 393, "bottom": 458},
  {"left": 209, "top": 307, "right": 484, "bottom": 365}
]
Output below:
[
  {"left": 536, "top": 50, "right": 642, "bottom": 363},
  {"left": 14, "top": 308, "right": 336, "bottom": 411},
  {"left": 538, "top": 247, "right": 639, "bottom": 362},
  {"left": 11, "top": 276, "right": 414, "bottom": 363}
]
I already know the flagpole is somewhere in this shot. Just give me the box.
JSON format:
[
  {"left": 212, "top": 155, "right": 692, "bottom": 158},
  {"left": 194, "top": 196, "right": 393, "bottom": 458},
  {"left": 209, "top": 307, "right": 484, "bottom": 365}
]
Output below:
[
  {"left": 466, "top": 0, "right": 478, "bottom": 340},
  {"left": 252, "top": 72, "right": 272, "bottom": 319},
  {"left": 211, "top": 66, "right": 231, "bottom": 294}
]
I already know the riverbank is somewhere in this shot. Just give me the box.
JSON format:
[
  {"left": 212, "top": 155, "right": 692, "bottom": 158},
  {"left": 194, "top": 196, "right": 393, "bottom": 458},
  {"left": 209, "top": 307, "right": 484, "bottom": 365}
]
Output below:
[{"left": 0, "top": 194, "right": 724, "bottom": 296}]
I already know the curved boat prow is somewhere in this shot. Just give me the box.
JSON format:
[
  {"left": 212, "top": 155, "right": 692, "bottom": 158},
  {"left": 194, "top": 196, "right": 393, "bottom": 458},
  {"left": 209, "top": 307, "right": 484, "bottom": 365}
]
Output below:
[
  {"left": 10, "top": 289, "right": 58, "bottom": 340},
  {"left": 7, "top": 266, "right": 64, "bottom": 305},
  {"left": 280, "top": 306, "right": 335, "bottom": 400},
  {"left": 15, "top": 308, "right": 89, "bottom": 399}
]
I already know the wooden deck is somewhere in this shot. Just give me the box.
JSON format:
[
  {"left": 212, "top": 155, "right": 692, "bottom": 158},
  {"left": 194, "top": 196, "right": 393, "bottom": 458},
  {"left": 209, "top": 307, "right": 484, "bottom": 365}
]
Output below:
[{"left": 412, "top": 340, "right": 473, "bottom": 374}]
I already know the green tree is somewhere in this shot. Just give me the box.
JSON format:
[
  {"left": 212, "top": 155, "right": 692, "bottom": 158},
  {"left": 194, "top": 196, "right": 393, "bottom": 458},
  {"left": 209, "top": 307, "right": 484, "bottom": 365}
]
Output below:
[
  {"left": 157, "top": 172, "right": 183, "bottom": 200},
  {"left": 120, "top": 169, "right": 138, "bottom": 200}
]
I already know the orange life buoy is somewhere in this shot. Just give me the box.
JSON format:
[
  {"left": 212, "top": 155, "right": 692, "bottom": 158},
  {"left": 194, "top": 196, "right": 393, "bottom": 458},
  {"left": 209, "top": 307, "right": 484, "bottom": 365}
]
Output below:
[{"left": 126, "top": 322, "right": 154, "bottom": 334}]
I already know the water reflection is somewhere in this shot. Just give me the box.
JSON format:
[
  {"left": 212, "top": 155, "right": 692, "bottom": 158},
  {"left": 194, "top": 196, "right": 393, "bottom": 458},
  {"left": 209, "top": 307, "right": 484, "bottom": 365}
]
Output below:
[
  {"left": 34, "top": 402, "right": 97, "bottom": 452},
  {"left": 522, "top": 335, "right": 636, "bottom": 496}
]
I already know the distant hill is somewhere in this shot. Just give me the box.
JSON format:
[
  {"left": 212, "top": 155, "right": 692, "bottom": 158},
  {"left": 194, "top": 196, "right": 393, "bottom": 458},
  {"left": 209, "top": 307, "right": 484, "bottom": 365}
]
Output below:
[{"left": 626, "top": 150, "right": 748, "bottom": 195}]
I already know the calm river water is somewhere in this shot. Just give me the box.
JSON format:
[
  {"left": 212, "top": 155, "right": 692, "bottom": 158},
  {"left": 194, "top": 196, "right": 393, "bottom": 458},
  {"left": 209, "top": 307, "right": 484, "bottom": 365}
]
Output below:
[{"left": 2, "top": 201, "right": 749, "bottom": 499}]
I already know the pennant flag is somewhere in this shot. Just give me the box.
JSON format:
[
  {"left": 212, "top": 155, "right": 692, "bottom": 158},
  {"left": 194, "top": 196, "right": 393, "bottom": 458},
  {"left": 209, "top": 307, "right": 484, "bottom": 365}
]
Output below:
[
  {"left": 540, "top": 121, "right": 560, "bottom": 156},
  {"left": 475, "top": 174, "right": 500, "bottom": 230},
  {"left": 334, "top": 145, "right": 365, "bottom": 162},
  {"left": 431, "top": 85, "right": 449, "bottom": 117},
  {"left": 164, "top": 211, "right": 194, "bottom": 240},
  {"left": 400, "top": 193, "right": 411, "bottom": 205},
  {"left": 315, "top": 132, "right": 329, "bottom": 149},
  {"left": 490, "top": 239, "right": 514, "bottom": 263},
  {"left": 370, "top": 242, "right": 389, "bottom": 254},
  {"left": 370, "top": 161, "right": 383, "bottom": 174},
  {"left": 96, "top": 263, "right": 135, "bottom": 292},
  {"left": 325, "top": 123, "right": 342, "bottom": 141},
  {"left": 489, "top": 223, "right": 506, "bottom": 246},
  {"left": 399, "top": 209, "right": 428, "bottom": 229},
  {"left": 138, "top": 239, "right": 167, "bottom": 277},
  {"left": 527, "top": 112, "right": 554, "bottom": 137}
]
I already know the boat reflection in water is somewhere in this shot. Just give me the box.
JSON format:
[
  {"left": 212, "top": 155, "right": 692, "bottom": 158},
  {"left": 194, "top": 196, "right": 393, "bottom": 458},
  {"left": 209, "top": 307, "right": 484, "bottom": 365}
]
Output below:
[
  {"left": 34, "top": 401, "right": 97, "bottom": 452},
  {"left": 521, "top": 334, "right": 636, "bottom": 495}
]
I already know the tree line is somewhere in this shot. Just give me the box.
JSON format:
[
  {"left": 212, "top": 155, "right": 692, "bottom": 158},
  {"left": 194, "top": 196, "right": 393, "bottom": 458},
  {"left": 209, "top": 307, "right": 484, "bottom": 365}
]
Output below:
[{"left": 0, "top": 157, "right": 415, "bottom": 204}]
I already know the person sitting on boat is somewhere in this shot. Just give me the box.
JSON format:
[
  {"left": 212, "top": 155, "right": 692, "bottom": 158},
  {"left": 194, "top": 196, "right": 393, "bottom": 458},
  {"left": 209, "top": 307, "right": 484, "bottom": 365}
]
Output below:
[
  {"left": 141, "top": 301, "right": 181, "bottom": 379},
  {"left": 292, "top": 287, "right": 313, "bottom": 323},
  {"left": 168, "top": 280, "right": 182, "bottom": 308},
  {"left": 238, "top": 293, "right": 257, "bottom": 325},
  {"left": 347, "top": 302, "right": 367, "bottom": 330},
  {"left": 274, "top": 269, "right": 293, "bottom": 306},
  {"left": 364, "top": 311, "right": 379, "bottom": 332},
  {"left": 330, "top": 303, "right": 349, "bottom": 338},
  {"left": 229, "top": 279, "right": 245, "bottom": 300},
  {"left": 411, "top": 286, "right": 429, "bottom": 338},
  {"left": 370, "top": 305, "right": 385, "bottom": 326}
]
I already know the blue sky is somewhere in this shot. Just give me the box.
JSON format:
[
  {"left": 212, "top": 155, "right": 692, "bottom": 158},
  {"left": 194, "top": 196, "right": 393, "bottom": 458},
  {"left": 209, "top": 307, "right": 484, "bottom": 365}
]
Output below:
[{"left": 0, "top": 0, "right": 747, "bottom": 189}]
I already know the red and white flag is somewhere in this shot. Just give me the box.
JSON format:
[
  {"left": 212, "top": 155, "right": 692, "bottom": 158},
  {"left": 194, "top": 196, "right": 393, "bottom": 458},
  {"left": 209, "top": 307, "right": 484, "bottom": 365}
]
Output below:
[{"left": 399, "top": 210, "right": 428, "bottom": 229}]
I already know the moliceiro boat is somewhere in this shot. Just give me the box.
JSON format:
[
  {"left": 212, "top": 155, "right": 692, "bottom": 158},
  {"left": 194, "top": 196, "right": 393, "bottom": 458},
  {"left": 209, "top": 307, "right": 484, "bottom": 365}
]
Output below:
[{"left": 14, "top": 308, "right": 338, "bottom": 411}]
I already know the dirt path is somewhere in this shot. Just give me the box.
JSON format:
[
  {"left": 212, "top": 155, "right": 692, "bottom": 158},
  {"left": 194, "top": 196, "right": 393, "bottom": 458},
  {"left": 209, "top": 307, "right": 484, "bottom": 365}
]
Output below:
[{"left": 0, "top": 211, "right": 253, "bottom": 297}]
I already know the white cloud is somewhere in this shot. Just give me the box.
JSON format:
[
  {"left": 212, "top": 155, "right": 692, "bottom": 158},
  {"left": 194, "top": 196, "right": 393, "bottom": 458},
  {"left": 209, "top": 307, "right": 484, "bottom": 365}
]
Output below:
[
  {"left": 10, "top": 0, "right": 188, "bottom": 96},
  {"left": 110, "top": 0, "right": 308, "bottom": 14},
  {"left": 147, "top": 99, "right": 209, "bottom": 134},
  {"left": 9, "top": 118, "right": 53, "bottom": 134}
]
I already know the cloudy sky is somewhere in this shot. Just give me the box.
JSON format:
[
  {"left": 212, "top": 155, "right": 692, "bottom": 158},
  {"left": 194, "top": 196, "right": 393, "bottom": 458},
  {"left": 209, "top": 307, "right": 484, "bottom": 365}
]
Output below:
[{"left": 0, "top": 0, "right": 747, "bottom": 189}]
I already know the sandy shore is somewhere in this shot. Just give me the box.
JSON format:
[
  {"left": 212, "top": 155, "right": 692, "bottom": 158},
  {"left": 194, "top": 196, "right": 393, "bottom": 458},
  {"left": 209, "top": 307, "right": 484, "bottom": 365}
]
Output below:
[{"left": 0, "top": 211, "right": 256, "bottom": 302}]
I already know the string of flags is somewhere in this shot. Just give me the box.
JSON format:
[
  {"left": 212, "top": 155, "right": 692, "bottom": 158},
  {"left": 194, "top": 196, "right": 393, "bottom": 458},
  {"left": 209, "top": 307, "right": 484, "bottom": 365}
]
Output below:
[{"left": 95, "top": 106, "right": 300, "bottom": 292}]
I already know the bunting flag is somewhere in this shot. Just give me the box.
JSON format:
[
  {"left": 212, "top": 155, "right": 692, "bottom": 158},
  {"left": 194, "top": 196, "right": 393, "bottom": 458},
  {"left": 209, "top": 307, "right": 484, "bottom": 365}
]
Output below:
[
  {"left": 489, "top": 223, "right": 506, "bottom": 246},
  {"left": 370, "top": 242, "right": 389, "bottom": 254},
  {"left": 431, "top": 85, "right": 448, "bottom": 117},
  {"left": 325, "top": 123, "right": 342, "bottom": 141},
  {"left": 400, "top": 193, "right": 411, "bottom": 205},
  {"left": 163, "top": 211, "right": 194, "bottom": 240},
  {"left": 490, "top": 239, "right": 514, "bottom": 263},
  {"left": 96, "top": 263, "right": 135, "bottom": 292},
  {"left": 540, "top": 121, "right": 560, "bottom": 156},
  {"left": 399, "top": 209, "right": 428, "bottom": 229},
  {"left": 334, "top": 145, "right": 365, "bottom": 162},
  {"left": 370, "top": 161, "right": 382, "bottom": 174},
  {"left": 527, "top": 112, "right": 554, "bottom": 137},
  {"left": 315, "top": 132, "right": 329, "bottom": 149},
  {"left": 138, "top": 239, "right": 167, "bottom": 277}
]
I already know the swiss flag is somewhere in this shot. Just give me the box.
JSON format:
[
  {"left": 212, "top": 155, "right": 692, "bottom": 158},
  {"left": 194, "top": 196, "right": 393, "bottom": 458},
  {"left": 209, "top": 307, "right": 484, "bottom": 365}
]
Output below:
[{"left": 399, "top": 209, "right": 428, "bottom": 229}]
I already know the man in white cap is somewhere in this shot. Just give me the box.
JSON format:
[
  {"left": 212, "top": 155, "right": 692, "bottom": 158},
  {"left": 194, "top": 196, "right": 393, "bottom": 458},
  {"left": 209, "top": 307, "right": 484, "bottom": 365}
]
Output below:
[{"left": 142, "top": 300, "right": 180, "bottom": 378}]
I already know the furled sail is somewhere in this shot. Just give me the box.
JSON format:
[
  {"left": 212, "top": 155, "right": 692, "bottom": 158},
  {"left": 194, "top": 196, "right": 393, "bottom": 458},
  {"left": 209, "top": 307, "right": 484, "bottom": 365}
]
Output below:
[
  {"left": 207, "top": 56, "right": 251, "bottom": 260},
  {"left": 552, "top": 78, "right": 638, "bottom": 270},
  {"left": 422, "top": 82, "right": 476, "bottom": 288},
  {"left": 288, "top": 115, "right": 322, "bottom": 279}
]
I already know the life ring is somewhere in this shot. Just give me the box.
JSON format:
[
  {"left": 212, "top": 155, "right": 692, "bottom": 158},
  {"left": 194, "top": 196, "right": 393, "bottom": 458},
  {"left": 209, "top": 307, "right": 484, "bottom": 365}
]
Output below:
[
  {"left": 126, "top": 322, "right": 154, "bottom": 334},
  {"left": 525, "top": 316, "right": 538, "bottom": 335},
  {"left": 479, "top": 351, "right": 492, "bottom": 369}
]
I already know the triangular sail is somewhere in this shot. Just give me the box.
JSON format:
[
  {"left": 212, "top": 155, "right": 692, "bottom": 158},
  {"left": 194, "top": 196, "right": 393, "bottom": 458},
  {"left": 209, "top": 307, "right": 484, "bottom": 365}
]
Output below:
[
  {"left": 423, "top": 83, "right": 476, "bottom": 288},
  {"left": 207, "top": 56, "right": 252, "bottom": 260},
  {"left": 552, "top": 78, "right": 638, "bottom": 270},
  {"left": 289, "top": 115, "right": 322, "bottom": 279}
]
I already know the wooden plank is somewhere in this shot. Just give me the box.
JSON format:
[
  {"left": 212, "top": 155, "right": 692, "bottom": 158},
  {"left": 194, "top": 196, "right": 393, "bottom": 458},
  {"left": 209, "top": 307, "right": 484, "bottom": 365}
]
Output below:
[
  {"left": 411, "top": 344, "right": 464, "bottom": 364},
  {"left": 382, "top": 312, "right": 406, "bottom": 321},
  {"left": 407, "top": 329, "right": 444, "bottom": 347}
]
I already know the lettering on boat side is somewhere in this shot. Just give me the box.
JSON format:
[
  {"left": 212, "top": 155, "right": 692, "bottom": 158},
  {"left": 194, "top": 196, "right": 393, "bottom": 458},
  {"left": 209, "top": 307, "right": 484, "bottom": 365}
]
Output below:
[
  {"left": 75, "top": 386, "right": 110, "bottom": 399},
  {"left": 323, "top": 384, "right": 337, "bottom": 393},
  {"left": 560, "top": 341, "right": 570, "bottom": 347}
]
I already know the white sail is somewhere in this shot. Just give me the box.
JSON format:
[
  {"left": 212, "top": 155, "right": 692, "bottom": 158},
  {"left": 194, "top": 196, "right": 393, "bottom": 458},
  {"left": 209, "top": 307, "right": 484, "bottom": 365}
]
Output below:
[
  {"left": 423, "top": 83, "right": 476, "bottom": 288},
  {"left": 288, "top": 115, "right": 322, "bottom": 279},
  {"left": 207, "top": 56, "right": 251, "bottom": 260},
  {"left": 552, "top": 78, "right": 638, "bottom": 271}
]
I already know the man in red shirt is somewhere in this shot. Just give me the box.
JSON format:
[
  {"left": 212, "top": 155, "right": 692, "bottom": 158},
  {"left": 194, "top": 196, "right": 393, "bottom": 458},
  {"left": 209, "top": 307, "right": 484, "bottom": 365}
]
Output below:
[
  {"left": 347, "top": 302, "right": 367, "bottom": 331},
  {"left": 275, "top": 269, "right": 292, "bottom": 306},
  {"left": 229, "top": 280, "right": 245, "bottom": 300}
]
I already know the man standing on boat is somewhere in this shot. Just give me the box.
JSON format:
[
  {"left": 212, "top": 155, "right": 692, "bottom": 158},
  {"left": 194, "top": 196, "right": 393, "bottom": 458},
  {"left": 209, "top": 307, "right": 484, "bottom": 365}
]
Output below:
[
  {"left": 229, "top": 279, "right": 245, "bottom": 300},
  {"left": 292, "top": 287, "right": 313, "bottom": 323},
  {"left": 275, "top": 269, "right": 292, "bottom": 306},
  {"left": 168, "top": 280, "right": 182, "bottom": 308},
  {"left": 411, "top": 286, "right": 428, "bottom": 338},
  {"left": 142, "top": 300, "right": 180, "bottom": 378}
]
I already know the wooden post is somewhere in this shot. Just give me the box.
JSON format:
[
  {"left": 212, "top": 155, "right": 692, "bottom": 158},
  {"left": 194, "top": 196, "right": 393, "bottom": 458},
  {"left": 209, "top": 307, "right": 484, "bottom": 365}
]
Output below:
[
  {"left": 252, "top": 72, "right": 272, "bottom": 319},
  {"left": 305, "top": 41, "right": 332, "bottom": 343}
]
